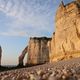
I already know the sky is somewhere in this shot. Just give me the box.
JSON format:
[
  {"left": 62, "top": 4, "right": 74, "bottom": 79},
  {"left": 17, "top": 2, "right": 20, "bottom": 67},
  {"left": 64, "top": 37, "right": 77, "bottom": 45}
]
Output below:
[{"left": 0, "top": 0, "right": 74, "bottom": 65}]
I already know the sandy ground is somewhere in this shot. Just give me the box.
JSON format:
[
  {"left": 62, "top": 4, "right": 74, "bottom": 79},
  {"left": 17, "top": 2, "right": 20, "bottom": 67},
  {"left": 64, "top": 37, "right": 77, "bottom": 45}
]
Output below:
[{"left": 0, "top": 58, "right": 80, "bottom": 80}]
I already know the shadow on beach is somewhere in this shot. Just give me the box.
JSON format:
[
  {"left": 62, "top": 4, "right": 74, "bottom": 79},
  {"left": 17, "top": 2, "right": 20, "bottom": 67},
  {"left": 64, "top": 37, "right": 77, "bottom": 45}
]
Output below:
[{"left": 0, "top": 63, "right": 45, "bottom": 72}]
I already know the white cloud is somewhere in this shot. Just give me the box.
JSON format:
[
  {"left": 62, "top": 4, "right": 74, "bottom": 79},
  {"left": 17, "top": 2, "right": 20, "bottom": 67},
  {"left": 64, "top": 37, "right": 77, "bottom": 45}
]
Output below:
[
  {"left": 0, "top": 31, "right": 27, "bottom": 37},
  {"left": 0, "top": 0, "right": 56, "bottom": 37}
]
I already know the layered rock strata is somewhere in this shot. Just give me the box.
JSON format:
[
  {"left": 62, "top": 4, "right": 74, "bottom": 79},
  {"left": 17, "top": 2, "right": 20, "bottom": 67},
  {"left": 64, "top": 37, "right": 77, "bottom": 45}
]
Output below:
[
  {"left": 27, "top": 37, "right": 51, "bottom": 65},
  {"left": 50, "top": 1, "right": 80, "bottom": 61},
  {"left": 19, "top": 1, "right": 80, "bottom": 65}
]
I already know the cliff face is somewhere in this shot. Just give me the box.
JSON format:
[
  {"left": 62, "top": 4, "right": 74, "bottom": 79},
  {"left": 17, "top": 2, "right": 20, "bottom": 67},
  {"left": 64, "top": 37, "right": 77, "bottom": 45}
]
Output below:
[
  {"left": 50, "top": 1, "right": 80, "bottom": 61},
  {"left": 76, "top": 0, "right": 80, "bottom": 3},
  {"left": 56, "top": 1, "right": 79, "bottom": 53},
  {"left": 49, "top": 33, "right": 55, "bottom": 62},
  {"left": 19, "top": 1, "right": 80, "bottom": 65},
  {"left": 27, "top": 37, "right": 51, "bottom": 65}
]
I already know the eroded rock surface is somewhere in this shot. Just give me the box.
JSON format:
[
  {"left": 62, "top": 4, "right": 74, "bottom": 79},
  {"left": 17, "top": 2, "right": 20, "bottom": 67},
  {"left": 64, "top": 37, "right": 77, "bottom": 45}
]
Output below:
[
  {"left": 27, "top": 37, "right": 51, "bottom": 65},
  {"left": 19, "top": 1, "right": 80, "bottom": 64},
  {"left": 18, "top": 46, "right": 28, "bottom": 66},
  {"left": 50, "top": 1, "right": 80, "bottom": 62}
]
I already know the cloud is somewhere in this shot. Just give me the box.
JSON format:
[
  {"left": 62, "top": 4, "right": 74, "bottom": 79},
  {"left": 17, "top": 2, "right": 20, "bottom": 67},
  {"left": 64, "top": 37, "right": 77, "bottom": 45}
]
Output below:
[
  {"left": 0, "top": 31, "right": 27, "bottom": 37},
  {"left": 0, "top": 0, "right": 57, "bottom": 37}
]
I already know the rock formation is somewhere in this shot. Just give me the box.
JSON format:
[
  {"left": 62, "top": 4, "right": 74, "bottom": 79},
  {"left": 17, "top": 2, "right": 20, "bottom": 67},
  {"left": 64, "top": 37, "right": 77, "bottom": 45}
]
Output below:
[
  {"left": 76, "top": 0, "right": 80, "bottom": 3},
  {"left": 50, "top": 1, "right": 80, "bottom": 62},
  {"left": 0, "top": 46, "right": 2, "bottom": 66},
  {"left": 18, "top": 46, "right": 28, "bottom": 66},
  {"left": 19, "top": 0, "right": 80, "bottom": 65},
  {"left": 27, "top": 37, "right": 51, "bottom": 65},
  {"left": 49, "top": 33, "right": 55, "bottom": 62}
]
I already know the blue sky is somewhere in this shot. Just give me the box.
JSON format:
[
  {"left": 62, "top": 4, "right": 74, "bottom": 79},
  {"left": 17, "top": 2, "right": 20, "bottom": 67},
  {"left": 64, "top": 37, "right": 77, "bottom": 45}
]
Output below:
[{"left": 0, "top": 0, "right": 73, "bottom": 65}]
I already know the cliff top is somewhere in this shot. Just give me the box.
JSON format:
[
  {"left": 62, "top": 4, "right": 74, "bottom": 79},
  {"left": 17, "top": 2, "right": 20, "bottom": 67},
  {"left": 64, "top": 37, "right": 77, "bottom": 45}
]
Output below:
[
  {"left": 30, "top": 37, "right": 52, "bottom": 41},
  {"left": 60, "top": 1, "right": 80, "bottom": 8},
  {"left": 56, "top": 0, "right": 80, "bottom": 21}
]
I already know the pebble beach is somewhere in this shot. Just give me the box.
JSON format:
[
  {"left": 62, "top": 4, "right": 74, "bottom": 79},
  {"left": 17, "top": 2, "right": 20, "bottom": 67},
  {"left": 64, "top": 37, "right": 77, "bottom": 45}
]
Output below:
[{"left": 0, "top": 58, "right": 80, "bottom": 80}]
